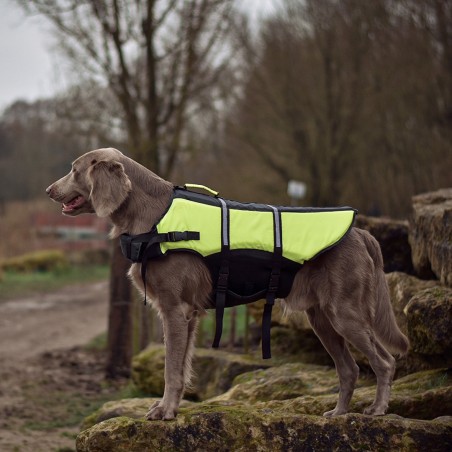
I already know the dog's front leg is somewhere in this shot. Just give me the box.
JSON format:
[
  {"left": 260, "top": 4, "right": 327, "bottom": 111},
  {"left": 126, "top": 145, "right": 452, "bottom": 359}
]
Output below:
[{"left": 146, "top": 304, "right": 190, "bottom": 421}]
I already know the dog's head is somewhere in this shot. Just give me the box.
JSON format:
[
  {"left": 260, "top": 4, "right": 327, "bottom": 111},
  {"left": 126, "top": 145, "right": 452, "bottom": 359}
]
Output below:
[{"left": 46, "top": 148, "right": 132, "bottom": 218}]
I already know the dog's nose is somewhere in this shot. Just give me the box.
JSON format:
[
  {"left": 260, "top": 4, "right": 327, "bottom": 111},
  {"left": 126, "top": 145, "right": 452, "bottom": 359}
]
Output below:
[{"left": 46, "top": 185, "right": 53, "bottom": 195}]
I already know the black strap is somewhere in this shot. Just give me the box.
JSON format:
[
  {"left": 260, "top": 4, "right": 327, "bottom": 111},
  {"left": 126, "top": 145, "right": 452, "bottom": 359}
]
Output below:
[
  {"left": 262, "top": 206, "right": 282, "bottom": 359},
  {"left": 120, "top": 230, "right": 200, "bottom": 263},
  {"left": 212, "top": 262, "right": 228, "bottom": 348},
  {"left": 120, "top": 230, "right": 200, "bottom": 305},
  {"left": 212, "top": 198, "right": 230, "bottom": 349}
]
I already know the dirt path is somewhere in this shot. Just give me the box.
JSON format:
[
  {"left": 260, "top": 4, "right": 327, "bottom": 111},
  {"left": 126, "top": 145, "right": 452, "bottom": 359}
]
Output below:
[
  {"left": 0, "top": 281, "right": 109, "bottom": 360},
  {"left": 0, "top": 281, "right": 113, "bottom": 452}
]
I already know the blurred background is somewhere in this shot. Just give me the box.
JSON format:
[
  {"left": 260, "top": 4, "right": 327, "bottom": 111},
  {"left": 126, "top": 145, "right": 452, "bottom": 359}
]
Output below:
[
  {"left": 1, "top": 0, "right": 452, "bottom": 375},
  {"left": 0, "top": 1, "right": 451, "bottom": 448}
]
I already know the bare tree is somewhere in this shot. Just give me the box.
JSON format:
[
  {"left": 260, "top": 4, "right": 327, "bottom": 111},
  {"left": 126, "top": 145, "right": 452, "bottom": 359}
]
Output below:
[
  {"left": 224, "top": 0, "right": 452, "bottom": 216},
  {"left": 18, "top": 0, "right": 241, "bottom": 377}
]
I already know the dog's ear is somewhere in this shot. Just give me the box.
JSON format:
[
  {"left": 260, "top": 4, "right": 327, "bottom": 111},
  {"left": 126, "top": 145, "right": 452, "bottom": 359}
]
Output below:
[{"left": 87, "top": 160, "right": 131, "bottom": 217}]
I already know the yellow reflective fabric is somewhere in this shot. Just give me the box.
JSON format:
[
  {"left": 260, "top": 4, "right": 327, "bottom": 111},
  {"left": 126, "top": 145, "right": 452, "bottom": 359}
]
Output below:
[
  {"left": 281, "top": 210, "right": 355, "bottom": 264},
  {"left": 155, "top": 194, "right": 355, "bottom": 264},
  {"left": 229, "top": 209, "right": 274, "bottom": 252},
  {"left": 157, "top": 198, "right": 221, "bottom": 256}
]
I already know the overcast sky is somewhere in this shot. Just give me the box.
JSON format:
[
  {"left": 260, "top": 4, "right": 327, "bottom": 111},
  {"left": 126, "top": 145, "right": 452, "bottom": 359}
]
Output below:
[{"left": 0, "top": 0, "right": 279, "bottom": 112}]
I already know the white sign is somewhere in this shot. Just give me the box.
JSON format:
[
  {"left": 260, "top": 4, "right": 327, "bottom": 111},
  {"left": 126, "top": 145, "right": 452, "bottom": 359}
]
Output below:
[{"left": 287, "top": 180, "right": 306, "bottom": 199}]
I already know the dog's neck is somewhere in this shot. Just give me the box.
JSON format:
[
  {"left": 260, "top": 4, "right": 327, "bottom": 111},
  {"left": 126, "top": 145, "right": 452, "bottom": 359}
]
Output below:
[{"left": 109, "top": 157, "right": 173, "bottom": 238}]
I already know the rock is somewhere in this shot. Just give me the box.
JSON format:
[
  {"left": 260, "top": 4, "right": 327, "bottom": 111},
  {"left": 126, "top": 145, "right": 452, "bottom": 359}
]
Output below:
[
  {"left": 132, "top": 346, "right": 166, "bottom": 397},
  {"left": 409, "top": 188, "right": 452, "bottom": 286},
  {"left": 81, "top": 397, "right": 194, "bottom": 431},
  {"left": 208, "top": 365, "right": 451, "bottom": 421},
  {"left": 77, "top": 403, "right": 452, "bottom": 452},
  {"left": 248, "top": 300, "right": 311, "bottom": 331},
  {"left": 132, "top": 345, "right": 270, "bottom": 401},
  {"left": 355, "top": 215, "right": 414, "bottom": 274},
  {"left": 269, "top": 326, "right": 333, "bottom": 366},
  {"left": 81, "top": 398, "right": 158, "bottom": 431},
  {"left": 405, "top": 287, "right": 452, "bottom": 356},
  {"left": 386, "top": 272, "right": 437, "bottom": 334},
  {"left": 82, "top": 367, "right": 450, "bottom": 431},
  {"left": 261, "top": 368, "right": 451, "bottom": 421},
  {"left": 211, "top": 363, "right": 352, "bottom": 404}
]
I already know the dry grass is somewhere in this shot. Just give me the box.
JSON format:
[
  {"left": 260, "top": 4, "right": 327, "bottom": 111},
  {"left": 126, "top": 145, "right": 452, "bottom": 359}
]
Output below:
[{"left": 0, "top": 199, "right": 59, "bottom": 259}]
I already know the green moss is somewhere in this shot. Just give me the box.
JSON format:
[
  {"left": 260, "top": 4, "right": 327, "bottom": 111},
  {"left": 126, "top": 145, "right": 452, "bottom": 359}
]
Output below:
[
  {"left": 132, "top": 345, "right": 270, "bottom": 400},
  {"left": 77, "top": 410, "right": 452, "bottom": 452}
]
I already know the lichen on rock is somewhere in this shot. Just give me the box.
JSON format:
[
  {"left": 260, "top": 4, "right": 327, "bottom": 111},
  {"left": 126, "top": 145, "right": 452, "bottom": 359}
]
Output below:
[
  {"left": 76, "top": 410, "right": 452, "bottom": 452},
  {"left": 409, "top": 188, "right": 452, "bottom": 286},
  {"left": 405, "top": 286, "right": 452, "bottom": 356}
]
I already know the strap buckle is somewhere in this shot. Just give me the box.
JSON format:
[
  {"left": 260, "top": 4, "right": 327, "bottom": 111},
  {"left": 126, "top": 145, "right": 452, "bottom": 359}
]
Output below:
[
  {"left": 167, "top": 231, "right": 200, "bottom": 242},
  {"left": 268, "top": 270, "right": 280, "bottom": 294},
  {"left": 217, "top": 270, "right": 229, "bottom": 292},
  {"left": 168, "top": 231, "right": 184, "bottom": 242}
]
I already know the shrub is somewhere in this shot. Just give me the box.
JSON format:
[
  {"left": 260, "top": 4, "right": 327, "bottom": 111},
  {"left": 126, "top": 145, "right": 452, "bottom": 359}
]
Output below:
[{"left": 0, "top": 250, "right": 69, "bottom": 273}]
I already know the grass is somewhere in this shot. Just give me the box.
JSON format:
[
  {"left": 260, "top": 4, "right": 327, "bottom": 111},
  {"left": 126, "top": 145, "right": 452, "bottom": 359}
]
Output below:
[
  {"left": 85, "top": 332, "right": 108, "bottom": 351},
  {"left": 0, "top": 265, "right": 109, "bottom": 302},
  {"left": 23, "top": 380, "right": 147, "bottom": 432}
]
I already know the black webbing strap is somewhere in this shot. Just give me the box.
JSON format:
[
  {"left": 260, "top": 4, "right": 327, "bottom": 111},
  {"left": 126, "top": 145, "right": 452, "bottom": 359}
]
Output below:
[
  {"left": 212, "top": 198, "right": 229, "bottom": 349},
  {"left": 262, "top": 205, "right": 283, "bottom": 359},
  {"left": 120, "top": 230, "right": 200, "bottom": 305},
  {"left": 120, "top": 231, "right": 155, "bottom": 263}
]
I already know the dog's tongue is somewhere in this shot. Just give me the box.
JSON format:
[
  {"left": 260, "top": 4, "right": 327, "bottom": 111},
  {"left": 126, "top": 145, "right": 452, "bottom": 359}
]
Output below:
[{"left": 63, "top": 195, "right": 85, "bottom": 212}]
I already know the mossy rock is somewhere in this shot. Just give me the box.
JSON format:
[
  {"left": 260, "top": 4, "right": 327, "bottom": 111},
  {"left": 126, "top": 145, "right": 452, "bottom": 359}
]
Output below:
[
  {"left": 355, "top": 215, "right": 414, "bottom": 274},
  {"left": 132, "top": 346, "right": 166, "bottom": 397},
  {"left": 81, "top": 398, "right": 158, "bottom": 431},
  {"left": 132, "top": 345, "right": 271, "bottom": 401},
  {"left": 76, "top": 410, "right": 452, "bottom": 452},
  {"left": 81, "top": 397, "right": 194, "bottom": 431},
  {"left": 385, "top": 272, "right": 437, "bottom": 335},
  {"left": 83, "top": 367, "right": 450, "bottom": 435},
  {"left": 405, "top": 287, "right": 452, "bottom": 356},
  {"left": 211, "top": 363, "right": 347, "bottom": 404},
  {"left": 262, "top": 368, "right": 451, "bottom": 420},
  {"left": 409, "top": 188, "right": 452, "bottom": 286},
  {"left": 269, "top": 326, "right": 333, "bottom": 366},
  {"left": 78, "top": 368, "right": 451, "bottom": 450}
]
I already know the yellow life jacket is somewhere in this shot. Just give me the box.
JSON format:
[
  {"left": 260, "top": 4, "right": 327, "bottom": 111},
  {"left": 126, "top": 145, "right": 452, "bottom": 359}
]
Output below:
[{"left": 120, "top": 185, "right": 357, "bottom": 358}]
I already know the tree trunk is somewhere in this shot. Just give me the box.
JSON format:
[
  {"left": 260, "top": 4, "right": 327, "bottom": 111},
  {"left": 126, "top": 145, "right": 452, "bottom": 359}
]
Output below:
[{"left": 105, "top": 238, "right": 133, "bottom": 379}]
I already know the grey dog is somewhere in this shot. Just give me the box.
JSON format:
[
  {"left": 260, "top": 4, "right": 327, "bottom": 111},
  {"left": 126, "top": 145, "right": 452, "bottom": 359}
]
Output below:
[{"left": 46, "top": 147, "right": 409, "bottom": 420}]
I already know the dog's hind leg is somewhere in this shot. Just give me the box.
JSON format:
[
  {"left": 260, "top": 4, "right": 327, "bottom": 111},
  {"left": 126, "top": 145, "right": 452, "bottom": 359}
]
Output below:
[
  {"left": 326, "top": 311, "right": 396, "bottom": 416},
  {"left": 306, "top": 306, "right": 359, "bottom": 416},
  {"left": 362, "top": 340, "right": 395, "bottom": 415},
  {"left": 146, "top": 303, "right": 191, "bottom": 421}
]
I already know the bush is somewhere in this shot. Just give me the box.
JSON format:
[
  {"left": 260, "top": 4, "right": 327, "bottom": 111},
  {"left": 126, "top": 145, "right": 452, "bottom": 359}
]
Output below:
[{"left": 0, "top": 250, "right": 69, "bottom": 273}]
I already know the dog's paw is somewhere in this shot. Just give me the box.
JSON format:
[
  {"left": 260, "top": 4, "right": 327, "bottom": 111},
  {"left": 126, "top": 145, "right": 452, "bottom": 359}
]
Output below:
[
  {"left": 149, "top": 400, "right": 160, "bottom": 411},
  {"left": 323, "top": 407, "right": 347, "bottom": 417},
  {"left": 363, "top": 403, "right": 387, "bottom": 416},
  {"left": 146, "top": 404, "right": 177, "bottom": 421}
]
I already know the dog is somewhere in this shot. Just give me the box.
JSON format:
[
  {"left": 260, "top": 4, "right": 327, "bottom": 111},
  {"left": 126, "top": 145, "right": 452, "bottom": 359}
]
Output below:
[{"left": 46, "top": 147, "right": 409, "bottom": 420}]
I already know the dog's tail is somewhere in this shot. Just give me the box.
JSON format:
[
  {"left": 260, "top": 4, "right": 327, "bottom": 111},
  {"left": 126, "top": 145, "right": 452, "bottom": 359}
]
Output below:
[{"left": 363, "top": 231, "right": 410, "bottom": 357}]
